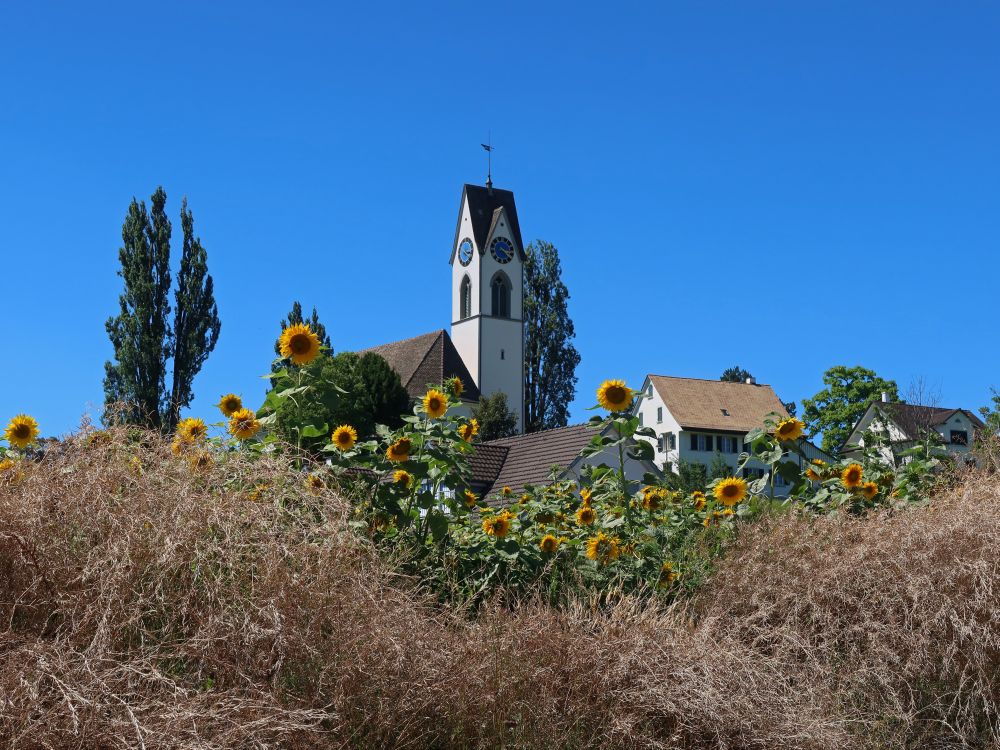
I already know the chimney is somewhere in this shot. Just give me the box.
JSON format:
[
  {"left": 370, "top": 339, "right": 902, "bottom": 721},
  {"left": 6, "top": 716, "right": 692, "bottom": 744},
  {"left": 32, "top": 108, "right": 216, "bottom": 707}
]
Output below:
[
  {"left": 746, "top": 377, "right": 756, "bottom": 385},
  {"left": 881, "top": 391, "right": 889, "bottom": 403}
]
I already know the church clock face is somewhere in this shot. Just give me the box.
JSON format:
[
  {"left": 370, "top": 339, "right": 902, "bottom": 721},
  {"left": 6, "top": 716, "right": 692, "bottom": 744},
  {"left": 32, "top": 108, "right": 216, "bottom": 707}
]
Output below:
[
  {"left": 490, "top": 237, "right": 514, "bottom": 264},
  {"left": 458, "top": 238, "right": 474, "bottom": 266}
]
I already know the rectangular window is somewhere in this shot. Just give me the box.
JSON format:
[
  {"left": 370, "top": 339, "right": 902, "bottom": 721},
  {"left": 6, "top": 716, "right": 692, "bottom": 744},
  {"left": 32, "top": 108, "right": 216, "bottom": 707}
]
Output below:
[
  {"left": 690, "top": 434, "right": 698, "bottom": 451},
  {"left": 950, "top": 430, "right": 968, "bottom": 445},
  {"left": 705, "top": 435, "right": 713, "bottom": 452},
  {"left": 718, "top": 436, "right": 738, "bottom": 454},
  {"left": 657, "top": 435, "right": 665, "bottom": 452},
  {"left": 668, "top": 432, "right": 676, "bottom": 450},
  {"left": 656, "top": 406, "right": 663, "bottom": 423}
]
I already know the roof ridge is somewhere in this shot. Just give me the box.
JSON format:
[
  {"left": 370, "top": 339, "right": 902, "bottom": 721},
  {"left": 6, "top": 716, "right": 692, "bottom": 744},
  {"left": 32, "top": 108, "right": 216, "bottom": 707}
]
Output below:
[
  {"left": 483, "top": 421, "right": 596, "bottom": 444},
  {"left": 649, "top": 374, "right": 773, "bottom": 387}
]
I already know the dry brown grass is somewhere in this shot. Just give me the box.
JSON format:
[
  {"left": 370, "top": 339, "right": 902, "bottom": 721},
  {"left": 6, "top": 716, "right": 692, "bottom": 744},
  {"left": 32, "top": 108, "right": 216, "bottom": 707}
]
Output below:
[{"left": 1, "top": 429, "right": 998, "bottom": 748}]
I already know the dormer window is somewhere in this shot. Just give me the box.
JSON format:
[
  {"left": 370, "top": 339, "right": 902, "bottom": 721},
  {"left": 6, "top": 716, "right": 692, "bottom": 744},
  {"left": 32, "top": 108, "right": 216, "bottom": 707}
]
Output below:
[{"left": 721, "top": 409, "right": 730, "bottom": 417}]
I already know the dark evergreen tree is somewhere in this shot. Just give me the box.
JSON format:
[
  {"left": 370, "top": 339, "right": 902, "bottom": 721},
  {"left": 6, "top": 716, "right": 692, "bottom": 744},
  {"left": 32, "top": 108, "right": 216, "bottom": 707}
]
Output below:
[
  {"left": 523, "top": 241, "right": 580, "bottom": 433},
  {"left": 472, "top": 392, "right": 519, "bottom": 441},
  {"left": 273, "top": 350, "right": 408, "bottom": 450},
  {"left": 105, "top": 187, "right": 216, "bottom": 431},
  {"left": 720, "top": 366, "right": 754, "bottom": 383}
]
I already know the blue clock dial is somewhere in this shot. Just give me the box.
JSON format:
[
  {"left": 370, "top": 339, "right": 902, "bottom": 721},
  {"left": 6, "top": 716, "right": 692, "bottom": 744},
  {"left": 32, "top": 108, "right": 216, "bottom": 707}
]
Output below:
[
  {"left": 458, "top": 238, "right": 474, "bottom": 266},
  {"left": 490, "top": 237, "right": 514, "bottom": 264}
]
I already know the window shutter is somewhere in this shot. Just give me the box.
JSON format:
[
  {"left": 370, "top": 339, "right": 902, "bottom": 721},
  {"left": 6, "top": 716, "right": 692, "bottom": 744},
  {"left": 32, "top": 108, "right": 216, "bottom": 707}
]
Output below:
[{"left": 706, "top": 436, "right": 713, "bottom": 452}]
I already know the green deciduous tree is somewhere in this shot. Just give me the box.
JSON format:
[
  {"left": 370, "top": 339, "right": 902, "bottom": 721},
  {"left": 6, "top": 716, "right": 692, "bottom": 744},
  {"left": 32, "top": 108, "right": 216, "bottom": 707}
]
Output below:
[
  {"left": 802, "top": 365, "right": 899, "bottom": 455},
  {"left": 523, "top": 240, "right": 580, "bottom": 433},
  {"left": 104, "top": 187, "right": 220, "bottom": 432},
  {"left": 472, "top": 392, "right": 519, "bottom": 441}
]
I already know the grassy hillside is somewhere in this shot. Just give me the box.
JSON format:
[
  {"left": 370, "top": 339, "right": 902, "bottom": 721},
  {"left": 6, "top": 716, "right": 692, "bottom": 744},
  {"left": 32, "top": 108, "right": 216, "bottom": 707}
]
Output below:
[{"left": 1, "top": 428, "right": 998, "bottom": 748}]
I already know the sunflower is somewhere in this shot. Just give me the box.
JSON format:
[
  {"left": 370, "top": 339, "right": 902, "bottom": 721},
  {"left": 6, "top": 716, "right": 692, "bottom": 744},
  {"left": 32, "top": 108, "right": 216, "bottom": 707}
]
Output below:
[
  {"left": 596, "top": 380, "right": 634, "bottom": 412},
  {"left": 463, "top": 489, "right": 478, "bottom": 508},
  {"left": 642, "top": 486, "right": 667, "bottom": 511},
  {"left": 539, "top": 534, "right": 560, "bottom": 554},
  {"left": 422, "top": 389, "right": 448, "bottom": 419},
  {"left": 775, "top": 417, "right": 805, "bottom": 442},
  {"left": 247, "top": 484, "right": 268, "bottom": 502},
  {"left": 175, "top": 417, "right": 207, "bottom": 444},
  {"left": 170, "top": 438, "right": 185, "bottom": 456},
  {"left": 447, "top": 376, "right": 464, "bottom": 398},
  {"left": 576, "top": 505, "right": 596, "bottom": 526},
  {"left": 859, "top": 481, "right": 879, "bottom": 500},
  {"left": 392, "top": 469, "right": 412, "bottom": 488},
  {"left": 501, "top": 486, "right": 513, "bottom": 497},
  {"left": 483, "top": 511, "right": 513, "bottom": 538},
  {"left": 228, "top": 408, "right": 261, "bottom": 441},
  {"left": 0, "top": 458, "right": 15, "bottom": 475},
  {"left": 713, "top": 477, "right": 748, "bottom": 506},
  {"left": 585, "top": 532, "right": 620, "bottom": 564},
  {"left": 580, "top": 487, "right": 593, "bottom": 505},
  {"left": 386, "top": 437, "right": 412, "bottom": 463},
  {"left": 305, "top": 473, "right": 325, "bottom": 493},
  {"left": 520, "top": 493, "right": 532, "bottom": 504},
  {"left": 278, "top": 323, "right": 321, "bottom": 366},
  {"left": 217, "top": 393, "right": 243, "bottom": 417},
  {"left": 4, "top": 414, "right": 39, "bottom": 449},
  {"left": 658, "top": 561, "right": 678, "bottom": 587},
  {"left": 691, "top": 491, "right": 706, "bottom": 512},
  {"left": 458, "top": 418, "right": 479, "bottom": 442},
  {"left": 805, "top": 466, "right": 821, "bottom": 481},
  {"left": 841, "top": 463, "right": 864, "bottom": 489},
  {"left": 331, "top": 425, "right": 358, "bottom": 452},
  {"left": 187, "top": 451, "right": 213, "bottom": 472},
  {"left": 721, "top": 508, "right": 734, "bottom": 517}
]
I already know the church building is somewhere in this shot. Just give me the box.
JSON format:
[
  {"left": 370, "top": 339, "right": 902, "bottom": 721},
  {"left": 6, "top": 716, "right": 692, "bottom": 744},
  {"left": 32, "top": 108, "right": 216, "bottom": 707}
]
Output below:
[{"left": 363, "top": 182, "right": 526, "bottom": 433}]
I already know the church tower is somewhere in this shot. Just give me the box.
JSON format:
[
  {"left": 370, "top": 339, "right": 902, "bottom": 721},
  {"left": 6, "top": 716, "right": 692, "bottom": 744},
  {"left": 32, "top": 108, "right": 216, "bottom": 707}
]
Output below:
[{"left": 450, "top": 183, "right": 525, "bottom": 433}]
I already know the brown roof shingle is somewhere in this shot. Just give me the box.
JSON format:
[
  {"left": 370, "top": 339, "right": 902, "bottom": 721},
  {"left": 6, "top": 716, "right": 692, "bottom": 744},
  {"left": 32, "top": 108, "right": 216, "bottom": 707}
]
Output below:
[
  {"left": 361, "top": 330, "right": 480, "bottom": 402},
  {"left": 648, "top": 375, "right": 789, "bottom": 433},
  {"left": 471, "top": 423, "right": 601, "bottom": 498}
]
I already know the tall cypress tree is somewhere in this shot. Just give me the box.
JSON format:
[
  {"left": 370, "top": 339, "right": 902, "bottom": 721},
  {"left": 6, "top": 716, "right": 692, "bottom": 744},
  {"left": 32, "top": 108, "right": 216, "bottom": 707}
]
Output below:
[
  {"left": 168, "top": 198, "right": 221, "bottom": 430},
  {"left": 104, "top": 187, "right": 220, "bottom": 432},
  {"left": 523, "top": 240, "right": 581, "bottom": 433}
]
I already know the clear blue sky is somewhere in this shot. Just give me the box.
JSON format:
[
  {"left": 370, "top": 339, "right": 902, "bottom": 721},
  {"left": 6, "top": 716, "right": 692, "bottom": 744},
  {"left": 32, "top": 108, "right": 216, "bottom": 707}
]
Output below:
[{"left": 2, "top": 2, "right": 998, "bottom": 438}]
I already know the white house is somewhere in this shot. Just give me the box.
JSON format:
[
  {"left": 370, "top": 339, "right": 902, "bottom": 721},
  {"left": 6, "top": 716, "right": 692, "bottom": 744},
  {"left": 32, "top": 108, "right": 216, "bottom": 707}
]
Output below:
[
  {"left": 631, "top": 375, "right": 830, "bottom": 495},
  {"left": 842, "top": 397, "right": 984, "bottom": 465}
]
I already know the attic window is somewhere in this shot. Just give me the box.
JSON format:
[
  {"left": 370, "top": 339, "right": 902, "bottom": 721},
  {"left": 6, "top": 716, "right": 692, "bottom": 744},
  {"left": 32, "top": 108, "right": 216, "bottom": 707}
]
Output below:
[{"left": 721, "top": 409, "right": 730, "bottom": 417}]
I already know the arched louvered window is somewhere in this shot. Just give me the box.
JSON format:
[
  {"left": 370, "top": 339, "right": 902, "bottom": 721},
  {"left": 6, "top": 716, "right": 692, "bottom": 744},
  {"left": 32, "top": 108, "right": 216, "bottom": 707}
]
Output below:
[
  {"left": 491, "top": 272, "right": 511, "bottom": 319},
  {"left": 460, "top": 276, "right": 472, "bottom": 320}
]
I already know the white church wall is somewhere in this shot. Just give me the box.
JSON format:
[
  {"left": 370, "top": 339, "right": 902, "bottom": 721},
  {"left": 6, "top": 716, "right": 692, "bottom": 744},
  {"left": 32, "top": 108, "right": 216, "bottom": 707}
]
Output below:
[{"left": 480, "top": 315, "right": 524, "bottom": 431}]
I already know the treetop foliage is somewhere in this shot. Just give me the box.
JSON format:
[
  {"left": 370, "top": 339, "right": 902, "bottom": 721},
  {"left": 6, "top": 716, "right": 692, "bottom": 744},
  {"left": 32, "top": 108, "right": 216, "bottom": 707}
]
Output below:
[{"left": 801, "top": 365, "right": 899, "bottom": 454}]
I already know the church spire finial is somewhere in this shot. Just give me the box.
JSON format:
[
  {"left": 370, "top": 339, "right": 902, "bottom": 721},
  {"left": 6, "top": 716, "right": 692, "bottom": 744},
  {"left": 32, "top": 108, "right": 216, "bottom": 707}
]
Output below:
[{"left": 481, "top": 136, "right": 494, "bottom": 194}]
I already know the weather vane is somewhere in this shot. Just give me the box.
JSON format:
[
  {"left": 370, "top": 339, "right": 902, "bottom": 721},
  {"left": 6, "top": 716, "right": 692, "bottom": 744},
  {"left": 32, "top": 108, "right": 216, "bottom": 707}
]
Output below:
[{"left": 481, "top": 134, "right": 494, "bottom": 190}]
